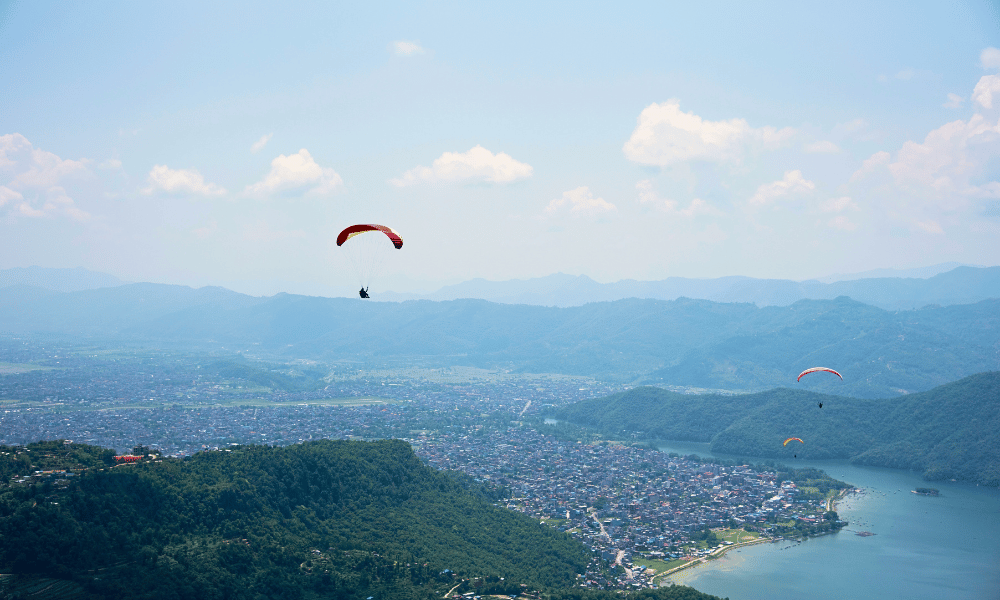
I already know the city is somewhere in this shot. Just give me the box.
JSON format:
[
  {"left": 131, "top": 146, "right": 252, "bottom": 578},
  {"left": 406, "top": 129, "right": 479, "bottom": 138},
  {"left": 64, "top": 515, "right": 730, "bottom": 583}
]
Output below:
[{"left": 1, "top": 339, "right": 847, "bottom": 589}]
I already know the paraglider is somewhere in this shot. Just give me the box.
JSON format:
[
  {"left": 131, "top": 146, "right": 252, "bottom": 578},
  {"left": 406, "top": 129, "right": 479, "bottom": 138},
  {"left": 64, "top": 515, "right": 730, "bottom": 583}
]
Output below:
[
  {"left": 797, "top": 367, "right": 842, "bottom": 408},
  {"left": 337, "top": 224, "right": 403, "bottom": 297},
  {"left": 797, "top": 367, "right": 842, "bottom": 382},
  {"left": 784, "top": 437, "right": 804, "bottom": 458}
]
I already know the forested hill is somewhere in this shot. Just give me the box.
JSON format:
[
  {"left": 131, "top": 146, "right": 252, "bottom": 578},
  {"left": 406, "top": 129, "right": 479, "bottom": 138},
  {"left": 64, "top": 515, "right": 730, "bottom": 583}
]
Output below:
[
  {"left": 0, "top": 440, "right": 572, "bottom": 599},
  {"left": 2, "top": 283, "right": 999, "bottom": 398},
  {"left": 553, "top": 372, "right": 1000, "bottom": 487}
]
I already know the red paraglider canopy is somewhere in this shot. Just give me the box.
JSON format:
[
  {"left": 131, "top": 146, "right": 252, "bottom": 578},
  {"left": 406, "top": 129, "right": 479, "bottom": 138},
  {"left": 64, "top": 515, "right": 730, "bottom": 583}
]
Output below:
[
  {"left": 797, "top": 367, "right": 843, "bottom": 382},
  {"left": 336, "top": 224, "right": 403, "bottom": 249}
]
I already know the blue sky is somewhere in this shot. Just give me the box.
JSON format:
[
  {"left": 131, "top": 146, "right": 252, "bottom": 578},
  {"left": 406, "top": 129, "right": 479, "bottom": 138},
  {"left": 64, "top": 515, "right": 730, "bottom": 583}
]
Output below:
[{"left": 1, "top": 1, "right": 998, "bottom": 296}]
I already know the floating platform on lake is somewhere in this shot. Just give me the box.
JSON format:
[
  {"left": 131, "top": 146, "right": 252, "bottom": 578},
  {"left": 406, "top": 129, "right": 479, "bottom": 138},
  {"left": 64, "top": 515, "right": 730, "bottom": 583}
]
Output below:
[
  {"left": 912, "top": 488, "right": 940, "bottom": 496},
  {"left": 855, "top": 531, "right": 876, "bottom": 537}
]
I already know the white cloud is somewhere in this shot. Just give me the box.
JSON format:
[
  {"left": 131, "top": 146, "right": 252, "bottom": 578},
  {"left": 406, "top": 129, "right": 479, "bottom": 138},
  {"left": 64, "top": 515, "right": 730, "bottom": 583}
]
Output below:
[
  {"left": 943, "top": 93, "right": 964, "bottom": 109},
  {"left": 0, "top": 133, "right": 91, "bottom": 220},
  {"left": 0, "top": 185, "right": 22, "bottom": 207},
  {"left": 887, "top": 114, "right": 1000, "bottom": 203},
  {"left": 804, "top": 140, "right": 840, "bottom": 153},
  {"left": 896, "top": 69, "right": 915, "bottom": 80},
  {"left": 847, "top": 72, "right": 1000, "bottom": 234},
  {"left": 545, "top": 186, "right": 616, "bottom": 217},
  {"left": 748, "top": 170, "right": 815, "bottom": 207},
  {"left": 98, "top": 158, "right": 122, "bottom": 170},
  {"left": 142, "top": 165, "right": 227, "bottom": 197},
  {"left": 820, "top": 196, "right": 858, "bottom": 213},
  {"left": 250, "top": 134, "right": 273, "bottom": 154},
  {"left": 635, "top": 179, "right": 724, "bottom": 217},
  {"left": 981, "top": 47, "right": 1000, "bottom": 70},
  {"left": 246, "top": 149, "right": 343, "bottom": 196},
  {"left": 972, "top": 74, "right": 1000, "bottom": 110},
  {"left": 393, "top": 40, "right": 426, "bottom": 56},
  {"left": 0, "top": 133, "right": 88, "bottom": 188},
  {"left": 623, "top": 100, "right": 795, "bottom": 166},
  {"left": 392, "top": 146, "right": 533, "bottom": 186},
  {"left": 850, "top": 151, "right": 891, "bottom": 182}
]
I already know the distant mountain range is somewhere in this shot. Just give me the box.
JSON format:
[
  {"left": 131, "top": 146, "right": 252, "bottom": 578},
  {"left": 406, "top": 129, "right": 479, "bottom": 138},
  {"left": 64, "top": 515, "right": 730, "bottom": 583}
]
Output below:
[
  {"left": 553, "top": 372, "right": 1000, "bottom": 487},
  {"left": 1, "top": 279, "right": 998, "bottom": 398},
  {"left": 0, "top": 266, "right": 125, "bottom": 292},
  {"left": 378, "top": 265, "right": 999, "bottom": 310},
  {"left": 4, "top": 264, "right": 996, "bottom": 310}
]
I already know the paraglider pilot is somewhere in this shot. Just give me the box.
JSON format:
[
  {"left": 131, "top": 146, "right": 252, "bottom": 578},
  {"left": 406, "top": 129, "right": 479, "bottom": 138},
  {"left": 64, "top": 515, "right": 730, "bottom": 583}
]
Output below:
[{"left": 359, "top": 287, "right": 370, "bottom": 299}]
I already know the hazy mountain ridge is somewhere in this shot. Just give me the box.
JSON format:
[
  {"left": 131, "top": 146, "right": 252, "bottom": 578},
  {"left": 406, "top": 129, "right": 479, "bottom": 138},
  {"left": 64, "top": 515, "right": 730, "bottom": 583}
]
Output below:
[
  {"left": 0, "top": 283, "right": 998, "bottom": 398},
  {"left": 553, "top": 372, "right": 1000, "bottom": 486},
  {"left": 0, "top": 266, "right": 126, "bottom": 293},
  {"left": 378, "top": 266, "right": 1000, "bottom": 310}
]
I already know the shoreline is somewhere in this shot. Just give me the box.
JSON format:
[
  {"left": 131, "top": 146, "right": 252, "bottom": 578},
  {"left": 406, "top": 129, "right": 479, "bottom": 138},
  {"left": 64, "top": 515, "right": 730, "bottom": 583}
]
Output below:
[
  {"left": 651, "top": 537, "right": 775, "bottom": 584},
  {"left": 652, "top": 488, "right": 854, "bottom": 585}
]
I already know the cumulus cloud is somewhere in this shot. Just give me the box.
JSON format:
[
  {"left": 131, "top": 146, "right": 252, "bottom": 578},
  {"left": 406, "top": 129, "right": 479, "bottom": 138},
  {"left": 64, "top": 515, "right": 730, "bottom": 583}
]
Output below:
[
  {"left": 545, "top": 186, "right": 616, "bottom": 218},
  {"left": 0, "top": 185, "right": 22, "bottom": 207},
  {"left": 850, "top": 151, "right": 891, "bottom": 182},
  {"left": 0, "top": 133, "right": 91, "bottom": 220},
  {"left": 622, "top": 100, "right": 795, "bottom": 166},
  {"left": 98, "top": 158, "right": 122, "bottom": 170},
  {"left": 393, "top": 40, "right": 426, "bottom": 56},
  {"left": 884, "top": 114, "right": 1000, "bottom": 203},
  {"left": 142, "top": 165, "right": 227, "bottom": 197},
  {"left": 246, "top": 149, "right": 343, "bottom": 197},
  {"left": 748, "top": 170, "right": 815, "bottom": 207},
  {"left": 847, "top": 69, "right": 1000, "bottom": 234},
  {"left": 972, "top": 74, "right": 1000, "bottom": 110},
  {"left": 982, "top": 47, "right": 1000, "bottom": 70},
  {"left": 943, "top": 93, "right": 964, "bottom": 109},
  {"left": 251, "top": 134, "right": 273, "bottom": 154},
  {"left": 392, "top": 146, "right": 533, "bottom": 186},
  {"left": 636, "top": 179, "right": 724, "bottom": 217},
  {"left": 821, "top": 197, "right": 860, "bottom": 230},
  {"left": 804, "top": 140, "right": 840, "bottom": 153}
]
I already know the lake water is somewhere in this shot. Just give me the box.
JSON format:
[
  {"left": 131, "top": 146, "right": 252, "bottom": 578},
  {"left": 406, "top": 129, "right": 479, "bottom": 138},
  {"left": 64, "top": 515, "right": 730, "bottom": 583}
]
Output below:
[{"left": 654, "top": 441, "right": 1000, "bottom": 600}]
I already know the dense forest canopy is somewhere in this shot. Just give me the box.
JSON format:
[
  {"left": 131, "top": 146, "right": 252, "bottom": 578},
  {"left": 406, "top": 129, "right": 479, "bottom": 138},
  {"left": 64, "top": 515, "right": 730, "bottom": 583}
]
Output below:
[{"left": 1, "top": 440, "right": 584, "bottom": 599}]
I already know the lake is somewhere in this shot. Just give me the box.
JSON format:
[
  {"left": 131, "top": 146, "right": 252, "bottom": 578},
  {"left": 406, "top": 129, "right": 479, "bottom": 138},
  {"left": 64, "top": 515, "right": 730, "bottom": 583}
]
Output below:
[{"left": 654, "top": 441, "right": 1000, "bottom": 600}]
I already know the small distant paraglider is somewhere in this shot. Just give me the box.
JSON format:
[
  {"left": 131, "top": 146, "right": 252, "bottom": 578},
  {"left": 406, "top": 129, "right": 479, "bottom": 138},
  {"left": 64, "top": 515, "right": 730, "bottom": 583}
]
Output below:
[
  {"left": 797, "top": 367, "right": 842, "bottom": 408},
  {"left": 784, "top": 437, "right": 804, "bottom": 458},
  {"left": 797, "top": 367, "right": 842, "bottom": 382}
]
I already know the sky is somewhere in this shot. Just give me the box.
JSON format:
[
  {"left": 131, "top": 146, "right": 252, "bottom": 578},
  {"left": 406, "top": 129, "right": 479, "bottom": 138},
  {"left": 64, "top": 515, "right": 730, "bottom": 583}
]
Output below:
[{"left": 1, "top": 0, "right": 999, "bottom": 296}]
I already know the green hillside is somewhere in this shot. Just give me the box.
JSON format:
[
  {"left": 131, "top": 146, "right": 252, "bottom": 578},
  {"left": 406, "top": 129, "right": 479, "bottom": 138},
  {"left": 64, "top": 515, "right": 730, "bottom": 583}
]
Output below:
[
  {"left": 554, "top": 372, "right": 1000, "bottom": 486},
  {"left": 0, "top": 440, "right": 724, "bottom": 600}
]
